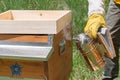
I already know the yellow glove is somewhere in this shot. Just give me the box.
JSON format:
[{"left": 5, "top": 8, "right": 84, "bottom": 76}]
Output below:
[
  {"left": 114, "top": 0, "right": 120, "bottom": 4},
  {"left": 84, "top": 14, "right": 106, "bottom": 39}
]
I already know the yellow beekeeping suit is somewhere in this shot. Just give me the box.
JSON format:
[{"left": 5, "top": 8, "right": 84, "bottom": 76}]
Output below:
[{"left": 114, "top": 0, "right": 120, "bottom": 4}]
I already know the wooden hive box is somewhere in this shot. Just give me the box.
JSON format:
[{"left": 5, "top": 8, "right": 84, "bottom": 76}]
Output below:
[{"left": 0, "top": 10, "right": 72, "bottom": 80}]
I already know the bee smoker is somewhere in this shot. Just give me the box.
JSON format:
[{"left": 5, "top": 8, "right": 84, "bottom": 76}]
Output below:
[{"left": 73, "top": 28, "right": 116, "bottom": 71}]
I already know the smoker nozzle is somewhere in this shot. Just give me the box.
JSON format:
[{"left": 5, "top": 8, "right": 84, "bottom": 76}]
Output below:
[
  {"left": 73, "top": 33, "right": 92, "bottom": 45},
  {"left": 72, "top": 37, "right": 79, "bottom": 41}
]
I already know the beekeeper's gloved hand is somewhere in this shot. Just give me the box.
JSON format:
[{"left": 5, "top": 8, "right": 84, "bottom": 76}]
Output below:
[
  {"left": 114, "top": 0, "right": 120, "bottom": 4},
  {"left": 84, "top": 14, "right": 106, "bottom": 39}
]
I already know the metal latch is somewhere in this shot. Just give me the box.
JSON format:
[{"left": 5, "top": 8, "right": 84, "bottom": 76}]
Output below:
[{"left": 59, "top": 39, "right": 66, "bottom": 55}]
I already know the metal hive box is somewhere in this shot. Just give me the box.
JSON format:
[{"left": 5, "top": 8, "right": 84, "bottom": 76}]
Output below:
[{"left": 0, "top": 10, "right": 72, "bottom": 80}]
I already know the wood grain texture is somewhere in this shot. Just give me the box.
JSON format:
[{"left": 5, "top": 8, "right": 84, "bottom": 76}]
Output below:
[
  {"left": 0, "top": 11, "right": 13, "bottom": 20},
  {"left": 47, "top": 23, "right": 72, "bottom": 80},
  {"left": 0, "top": 34, "right": 48, "bottom": 42},
  {"left": 0, "top": 10, "right": 71, "bottom": 34},
  {"left": 0, "top": 10, "right": 72, "bottom": 80},
  {"left": 0, "top": 59, "right": 45, "bottom": 79},
  {"left": 0, "top": 23, "right": 72, "bottom": 80}
]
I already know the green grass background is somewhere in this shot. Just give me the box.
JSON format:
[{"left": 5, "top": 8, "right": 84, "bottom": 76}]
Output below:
[{"left": 0, "top": 0, "right": 119, "bottom": 80}]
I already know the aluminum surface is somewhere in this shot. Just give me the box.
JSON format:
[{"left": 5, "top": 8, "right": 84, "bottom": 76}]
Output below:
[{"left": 0, "top": 41, "right": 53, "bottom": 61}]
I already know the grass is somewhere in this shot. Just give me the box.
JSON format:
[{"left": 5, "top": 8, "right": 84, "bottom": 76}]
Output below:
[{"left": 0, "top": 0, "right": 119, "bottom": 80}]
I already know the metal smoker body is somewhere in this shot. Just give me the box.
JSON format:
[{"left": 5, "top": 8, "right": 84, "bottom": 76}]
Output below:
[
  {"left": 74, "top": 28, "right": 116, "bottom": 71},
  {"left": 75, "top": 33, "right": 105, "bottom": 71}
]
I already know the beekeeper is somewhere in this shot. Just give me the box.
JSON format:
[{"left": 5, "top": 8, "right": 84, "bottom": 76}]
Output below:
[{"left": 84, "top": 0, "right": 120, "bottom": 80}]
